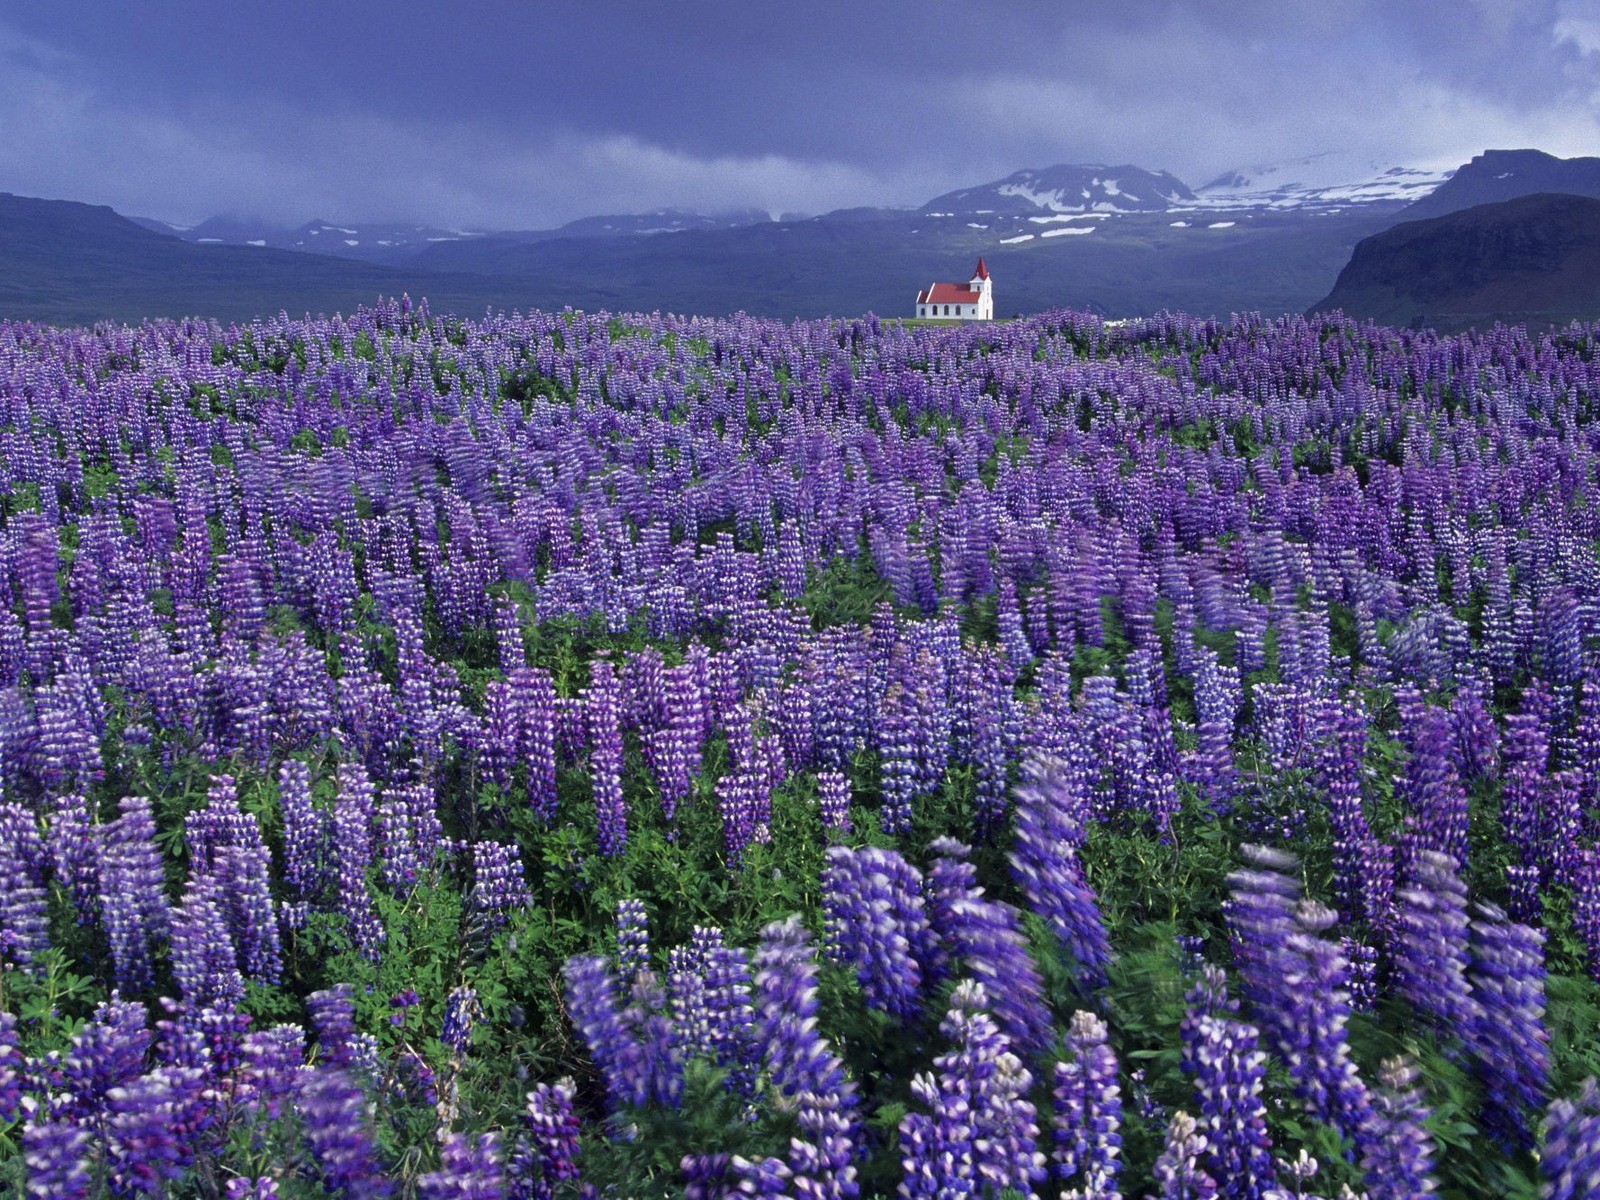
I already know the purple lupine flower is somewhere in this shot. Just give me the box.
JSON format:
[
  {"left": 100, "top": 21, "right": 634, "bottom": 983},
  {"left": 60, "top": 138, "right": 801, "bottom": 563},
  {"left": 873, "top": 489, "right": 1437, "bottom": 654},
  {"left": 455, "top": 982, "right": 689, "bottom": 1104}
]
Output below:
[
  {"left": 1466, "top": 903, "right": 1548, "bottom": 1151},
  {"left": 616, "top": 898, "right": 650, "bottom": 991},
  {"left": 469, "top": 841, "right": 532, "bottom": 929},
  {"left": 652, "top": 662, "right": 705, "bottom": 820},
  {"left": 1393, "top": 849, "right": 1479, "bottom": 1039},
  {"left": 1315, "top": 696, "right": 1383, "bottom": 926},
  {"left": 0, "top": 1012, "right": 22, "bottom": 1125},
  {"left": 21, "top": 1119, "right": 93, "bottom": 1200},
  {"left": 874, "top": 646, "right": 948, "bottom": 836},
  {"left": 236, "top": 1024, "right": 306, "bottom": 1120},
  {"left": 1572, "top": 847, "right": 1600, "bottom": 985},
  {"left": 296, "top": 1068, "right": 393, "bottom": 1200},
  {"left": 752, "top": 916, "right": 860, "bottom": 1196},
  {"left": 496, "top": 595, "right": 526, "bottom": 674},
  {"left": 927, "top": 837, "right": 1053, "bottom": 1055},
  {"left": 103, "top": 1070, "right": 193, "bottom": 1196},
  {"left": 681, "top": 1152, "right": 737, "bottom": 1200},
  {"left": 715, "top": 765, "right": 766, "bottom": 864},
  {"left": 1543, "top": 1078, "right": 1600, "bottom": 1200},
  {"left": 1359, "top": 1057, "right": 1438, "bottom": 1200},
  {"left": 1149, "top": 1111, "right": 1218, "bottom": 1200},
  {"left": 47, "top": 791, "right": 98, "bottom": 919},
  {"left": 1451, "top": 668, "right": 1500, "bottom": 782},
  {"left": 622, "top": 968, "right": 683, "bottom": 1114},
  {"left": 170, "top": 875, "right": 247, "bottom": 1010},
  {"left": 1343, "top": 937, "right": 1379, "bottom": 1012},
  {"left": 1226, "top": 846, "right": 1372, "bottom": 1142},
  {"left": 587, "top": 657, "right": 627, "bottom": 856},
  {"left": 1179, "top": 973, "right": 1276, "bottom": 1200},
  {"left": 1395, "top": 699, "right": 1469, "bottom": 868},
  {"left": 752, "top": 916, "right": 852, "bottom": 1100},
  {"left": 1052, "top": 1009, "right": 1121, "bottom": 1198},
  {"left": 669, "top": 926, "right": 757, "bottom": 1097},
  {"left": 418, "top": 1132, "right": 506, "bottom": 1200},
  {"left": 1190, "top": 648, "right": 1241, "bottom": 808},
  {"left": 307, "top": 985, "right": 363, "bottom": 1072},
  {"left": 479, "top": 676, "right": 520, "bottom": 790},
  {"left": 789, "top": 1087, "right": 859, "bottom": 1200},
  {"left": 816, "top": 768, "right": 852, "bottom": 835},
  {"left": 332, "top": 762, "right": 383, "bottom": 956},
  {"left": 683, "top": 1151, "right": 792, "bottom": 1199},
  {"left": 55, "top": 997, "right": 152, "bottom": 1122},
  {"left": 1011, "top": 753, "right": 1111, "bottom": 988},
  {"left": 377, "top": 783, "right": 428, "bottom": 894},
  {"left": 277, "top": 759, "right": 326, "bottom": 919},
  {"left": 513, "top": 668, "right": 560, "bottom": 824},
  {"left": 0, "top": 802, "right": 49, "bottom": 968},
  {"left": 442, "top": 985, "right": 481, "bottom": 1057},
  {"left": 521, "top": 1078, "right": 582, "bottom": 1200},
  {"left": 153, "top": 996, "right": 251, "bottom": 1086},
  {"left": 899, "top": 978, "right": 1045, "bottom": 1199},
  {"left": 562, "top": 954, "right": 649, "bottom": 1109},
  {"left": 223, "top": 1179, "right": 279, "bottom": 1199},
  {"left": 821, "top": 844, "right": 935, "bottom": 1018},
  {"left": 188, "top": 778, "right": 282, "bottom": 984},
  {"left": 1502, "top": 682, "right": 1552, "bottom": 919},
  {"left": 98, "top": 795, "right": 169, "bottom": 992}
]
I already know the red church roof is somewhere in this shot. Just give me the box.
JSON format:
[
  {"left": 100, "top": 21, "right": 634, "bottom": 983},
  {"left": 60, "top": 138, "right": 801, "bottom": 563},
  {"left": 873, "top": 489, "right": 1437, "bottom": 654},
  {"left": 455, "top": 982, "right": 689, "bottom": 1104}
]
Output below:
[
  {"left": 972, "top": 257, "right": 989, "bottom": 280},
  {"left": 918, "top": 282, "right": 983, "bottom": 305}
]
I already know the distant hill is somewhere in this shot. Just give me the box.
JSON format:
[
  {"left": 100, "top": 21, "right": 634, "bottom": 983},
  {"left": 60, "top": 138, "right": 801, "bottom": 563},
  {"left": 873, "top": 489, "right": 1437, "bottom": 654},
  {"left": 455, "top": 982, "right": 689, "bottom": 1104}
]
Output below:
[
  {"left": 1402, "top": 149, "right": 1600, "bottom": 220},
  {"left": 1311, "top": 192, "right": 1600, "bottom": 330},
  {"left": 0, "top": 193, "right": 542, "bottom": 325},
  {"left": 133, "top": 207, "right": 781, "bottom": 266}
]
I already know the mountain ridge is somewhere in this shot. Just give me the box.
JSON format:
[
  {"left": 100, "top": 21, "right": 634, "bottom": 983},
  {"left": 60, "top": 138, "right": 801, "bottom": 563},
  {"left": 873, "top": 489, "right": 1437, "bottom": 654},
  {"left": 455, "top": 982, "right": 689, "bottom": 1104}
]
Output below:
[
  {"left": 1311, "top": 192, "right": 1600, "bottom": 330},
  {"left": 1402, "top": 149, "right": 1600, "bottom": 220}
]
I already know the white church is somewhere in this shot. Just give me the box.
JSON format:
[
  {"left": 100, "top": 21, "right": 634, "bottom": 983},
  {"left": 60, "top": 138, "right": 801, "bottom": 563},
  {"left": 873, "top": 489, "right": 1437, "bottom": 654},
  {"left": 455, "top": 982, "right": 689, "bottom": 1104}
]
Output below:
[{"left": 915, "top": 258, "right": 993, "bottom": 320}]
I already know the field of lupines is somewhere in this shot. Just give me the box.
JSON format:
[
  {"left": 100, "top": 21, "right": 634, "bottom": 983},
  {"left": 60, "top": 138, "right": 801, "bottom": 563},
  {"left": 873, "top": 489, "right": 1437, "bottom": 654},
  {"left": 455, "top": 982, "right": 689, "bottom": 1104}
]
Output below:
[{"left": 0, "top": 295, "right": 1597, "bottom": 1198}]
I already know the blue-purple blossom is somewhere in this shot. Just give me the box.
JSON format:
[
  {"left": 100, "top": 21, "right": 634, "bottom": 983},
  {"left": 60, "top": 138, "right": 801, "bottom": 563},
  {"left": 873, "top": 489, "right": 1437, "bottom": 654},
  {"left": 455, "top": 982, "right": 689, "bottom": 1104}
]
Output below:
[
  {"left": 1011, "top": 753, "right": 1111, "bottom": 988},
  {"left": 296, "top": 1068, "right": 393, "bottom": 1200},
  {"left": 1466, "top": 903, "right": 1548, "bottom": 1150},
  {"left": 1052, "top": 1009, "right": 1122, "bottom": 1198},
  {"left": 898, "top": 978, "right": 1045, "bottom": 1199},
  {"left": 1543, "top": 1078, "right": 1600, "bottom": 1200},
  {"left": 520, "top": 1078, "right": 582, "bottom": 1200},
  {"left": 822, "top": 844, "right": 935, "bottom": 1018},
  {"left": 418, "top": 1132, "right": 505, "bottom": 1200},
  {"left": 563, "top": 954, "right": 649, "bottom": 1110}
]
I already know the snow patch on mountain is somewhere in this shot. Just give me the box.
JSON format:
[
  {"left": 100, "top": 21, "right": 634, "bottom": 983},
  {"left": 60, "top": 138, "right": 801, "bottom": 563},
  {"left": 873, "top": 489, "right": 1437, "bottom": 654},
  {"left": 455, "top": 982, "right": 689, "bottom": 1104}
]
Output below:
[{"left": 1196, "top": 152, "right": 1454, "bottom": 210}]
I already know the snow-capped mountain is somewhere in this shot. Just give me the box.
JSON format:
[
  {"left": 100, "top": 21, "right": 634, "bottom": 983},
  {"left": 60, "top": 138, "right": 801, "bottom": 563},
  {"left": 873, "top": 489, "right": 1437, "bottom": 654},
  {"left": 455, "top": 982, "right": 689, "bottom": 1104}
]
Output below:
[
  {"left": 1193, "top": 153, "right": 1455, "bottom": 210},
  {"left": 923, "top": 164, "right": 1196, "bottom": 215}
]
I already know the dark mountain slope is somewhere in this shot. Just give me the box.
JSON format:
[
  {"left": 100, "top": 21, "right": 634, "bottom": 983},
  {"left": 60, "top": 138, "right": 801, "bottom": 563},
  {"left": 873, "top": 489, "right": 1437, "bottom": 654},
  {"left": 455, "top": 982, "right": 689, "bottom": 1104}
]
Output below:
[
  {"left": 1403, "top": 150, "right": 1600, "bottom": 220},
  {"left": 1311, "top": 192, "right": 1600, "bottom": 330},
  {"left": 0, "top": 193, "right": 542, "bottom": 326}
]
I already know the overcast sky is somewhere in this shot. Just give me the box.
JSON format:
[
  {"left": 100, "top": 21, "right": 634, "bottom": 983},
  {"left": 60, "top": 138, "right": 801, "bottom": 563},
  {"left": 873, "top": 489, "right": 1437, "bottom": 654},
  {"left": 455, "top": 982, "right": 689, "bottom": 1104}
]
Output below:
[{"left": 1, "top": 0, "right": 1598, "bottom": 228}]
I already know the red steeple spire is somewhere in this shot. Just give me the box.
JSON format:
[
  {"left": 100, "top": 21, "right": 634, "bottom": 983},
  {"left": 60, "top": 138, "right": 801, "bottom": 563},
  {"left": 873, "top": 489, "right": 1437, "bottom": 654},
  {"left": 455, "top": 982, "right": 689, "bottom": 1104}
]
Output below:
[{"left": 972, "top": 257, "right": 989, "bottom": 281}]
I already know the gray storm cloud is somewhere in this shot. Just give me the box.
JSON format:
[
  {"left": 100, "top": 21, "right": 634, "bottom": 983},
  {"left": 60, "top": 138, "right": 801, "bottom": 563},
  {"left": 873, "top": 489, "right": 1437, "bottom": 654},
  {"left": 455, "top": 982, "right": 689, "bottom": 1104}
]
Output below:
[{"left": 0, "top": 0, "right": 1596, "bottom": 227}]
